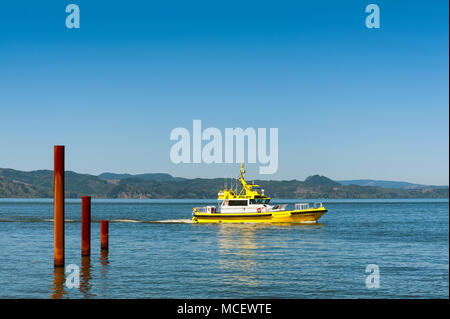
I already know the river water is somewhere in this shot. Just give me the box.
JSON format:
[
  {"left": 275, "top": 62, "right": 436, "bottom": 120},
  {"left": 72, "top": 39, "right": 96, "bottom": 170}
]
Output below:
[{"left": 0, "top": 198, "right": 447, "bottom": 298}]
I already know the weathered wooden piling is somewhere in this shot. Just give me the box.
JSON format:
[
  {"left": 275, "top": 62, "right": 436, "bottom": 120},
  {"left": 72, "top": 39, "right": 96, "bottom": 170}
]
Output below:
[
  {"left": 100, "top": 220, "right": 109, "bottom": 250},
  {"left": 53, "top": 145, "right": 65, "bottom": 267},
  {"left": 81, "top": 196, "right": 91, "bottom": 256}
]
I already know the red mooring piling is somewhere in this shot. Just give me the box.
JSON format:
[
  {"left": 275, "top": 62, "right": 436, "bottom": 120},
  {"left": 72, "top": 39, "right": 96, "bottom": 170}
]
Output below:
[
  {"left": 81, "top": 196, "right": 91, "bottom": 256},
  {"left": 100, "top": 220, "right": 109, "bottom": 250},
  {"left": 53, "top": 145, "right": 65, "bottom": 267}
]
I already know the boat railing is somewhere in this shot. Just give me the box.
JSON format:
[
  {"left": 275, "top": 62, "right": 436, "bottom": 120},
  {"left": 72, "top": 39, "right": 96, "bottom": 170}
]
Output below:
[
  {"left": 295, "top": 203, "right": 309, "bottom": 210},
  {"left": 193, "top": 206, "right": 217, "bottom": 214},
  {"left": 271, "top": 204, "right": 287, "bottom": 211},
  {"left": 294, "top": 202, "right": 323, "bottom": 211}
]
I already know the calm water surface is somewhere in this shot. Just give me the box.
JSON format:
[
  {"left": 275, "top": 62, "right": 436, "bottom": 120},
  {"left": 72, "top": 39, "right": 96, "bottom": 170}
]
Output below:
[{"left": 0, "top": 199, "right": 448, "bottom": 298}]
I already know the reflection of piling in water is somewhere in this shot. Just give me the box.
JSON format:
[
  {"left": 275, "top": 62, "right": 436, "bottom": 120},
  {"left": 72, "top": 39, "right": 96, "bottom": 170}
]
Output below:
[
  {"left": 51, "top": 266, "right": 66, "bottom": 299},
  {"left": 54, "top": 145, "right": 65, "bottom": 267},
  {"left": 101, "top": 221, "right": 109, "bottom": 250},
  {"left": 100, "top": 249, "right": 109, "bottom": 266},
  {"left": 81, "top": 196, "right": 91, "bottom": 256},
  {"left": 79, "top": 256, "right": 94, "bottom": 298},
  {"left": 99, "top": 249, "right": 109, "bottom": 296}
]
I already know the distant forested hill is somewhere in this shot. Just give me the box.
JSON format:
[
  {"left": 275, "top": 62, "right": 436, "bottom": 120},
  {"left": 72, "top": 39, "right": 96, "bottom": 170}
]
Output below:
[
  {"left": 338, "top": 179, "right": 447, "bottom": 189},
  {"left": 0, "top": 169, "right": 448, "bottom": 199}
]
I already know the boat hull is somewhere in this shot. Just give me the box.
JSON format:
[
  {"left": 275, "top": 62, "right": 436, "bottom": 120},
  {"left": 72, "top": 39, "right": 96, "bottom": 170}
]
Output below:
[{"left": 192, "top": 208, "right": 327, "bottom": 224}]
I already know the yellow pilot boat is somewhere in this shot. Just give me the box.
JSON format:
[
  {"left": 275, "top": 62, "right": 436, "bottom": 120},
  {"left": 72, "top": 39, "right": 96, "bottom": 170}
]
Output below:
[{"left": 192, "top": 164, "right": 327, "bottom": 224}]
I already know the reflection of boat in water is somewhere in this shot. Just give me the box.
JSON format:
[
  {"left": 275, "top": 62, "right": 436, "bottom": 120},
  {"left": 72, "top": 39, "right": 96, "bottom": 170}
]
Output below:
[
  {"left": 217, "top": 224, "right": 262, "bottom": 287},
  {"left": 192, "top": 164, "right": 327, "bottom": 224}
]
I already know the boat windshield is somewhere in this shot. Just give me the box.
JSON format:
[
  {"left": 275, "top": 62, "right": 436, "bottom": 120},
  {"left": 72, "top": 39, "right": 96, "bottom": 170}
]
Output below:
[{"left": 250, "top": 198, "right": 270, "bottom": 205}]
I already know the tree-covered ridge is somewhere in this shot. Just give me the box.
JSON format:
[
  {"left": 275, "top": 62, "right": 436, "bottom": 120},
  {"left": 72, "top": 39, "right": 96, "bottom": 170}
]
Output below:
[{"left": 0, "top": 169, "right": 447, "bottom": 199}]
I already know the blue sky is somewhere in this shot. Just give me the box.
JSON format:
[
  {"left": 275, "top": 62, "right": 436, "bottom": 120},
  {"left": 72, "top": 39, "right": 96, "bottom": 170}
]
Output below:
[{"left": 0, "top": 1, "right": 448, "bottom": 185}]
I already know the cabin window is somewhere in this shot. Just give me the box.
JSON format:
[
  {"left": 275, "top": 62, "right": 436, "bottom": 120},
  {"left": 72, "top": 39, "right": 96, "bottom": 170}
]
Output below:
[
  {"left": 228, "top": 200, "right": 248, "bottom": 206},
  {"left": 250, "top": 199, "right": 270, "bottom": 205}
]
